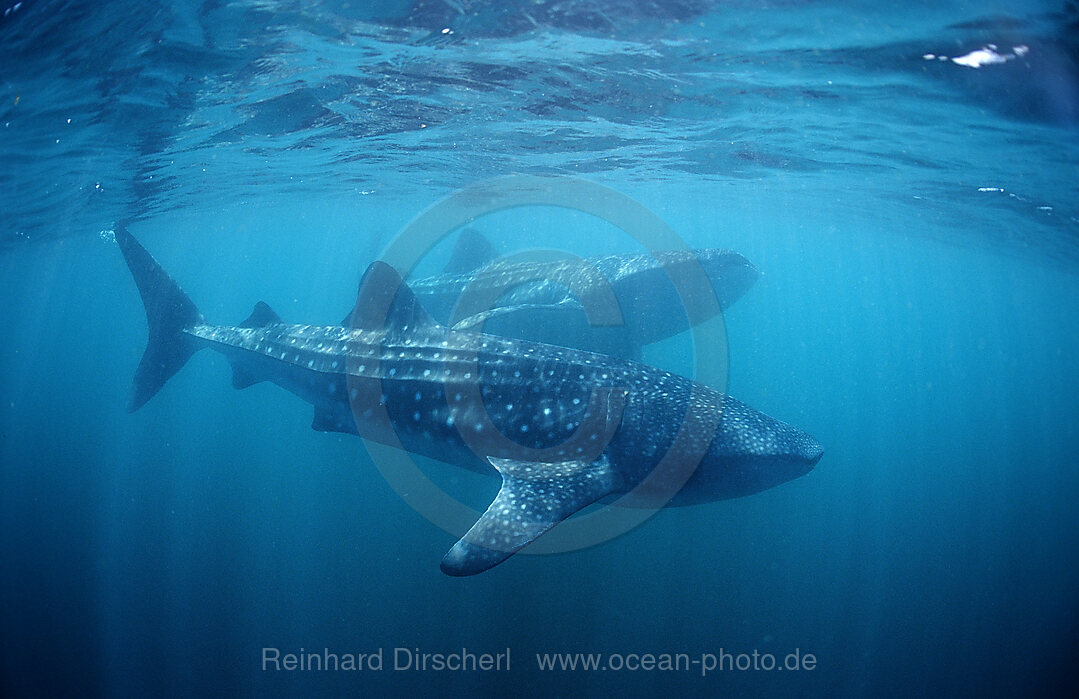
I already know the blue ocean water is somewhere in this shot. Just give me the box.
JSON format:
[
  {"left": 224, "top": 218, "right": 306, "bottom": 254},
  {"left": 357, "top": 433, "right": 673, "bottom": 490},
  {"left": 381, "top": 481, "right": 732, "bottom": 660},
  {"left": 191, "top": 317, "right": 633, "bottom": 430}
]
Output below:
[{"left": 2, "top": 0, "right": 1078, "bottom": 696}]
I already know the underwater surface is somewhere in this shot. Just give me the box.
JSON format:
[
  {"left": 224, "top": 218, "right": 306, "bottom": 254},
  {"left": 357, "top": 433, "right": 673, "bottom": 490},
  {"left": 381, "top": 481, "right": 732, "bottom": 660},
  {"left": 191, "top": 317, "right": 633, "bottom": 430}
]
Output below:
[{"left": 1, "top": 0, "right": 1078, "bottom": 696}]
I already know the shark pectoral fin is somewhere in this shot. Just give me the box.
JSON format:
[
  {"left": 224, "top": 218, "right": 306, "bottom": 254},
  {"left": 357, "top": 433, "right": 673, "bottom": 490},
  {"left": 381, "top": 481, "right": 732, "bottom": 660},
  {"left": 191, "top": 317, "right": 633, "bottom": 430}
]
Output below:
[
  {"left": 450, "top": 306, "right": 521, "bottom": 331},
  {"left": 440, "top": 455, "right": 618, "bottom": 576},
  {"left": 450, "top": 299, "right": 586, "bottom": 331}
]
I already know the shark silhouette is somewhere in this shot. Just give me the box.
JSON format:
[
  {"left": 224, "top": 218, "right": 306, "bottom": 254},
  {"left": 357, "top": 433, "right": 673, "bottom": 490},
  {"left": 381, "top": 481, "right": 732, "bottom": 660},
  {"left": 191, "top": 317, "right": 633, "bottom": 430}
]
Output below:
[{"left": 118, "top": 228, "right": 821, "bottom": 575}]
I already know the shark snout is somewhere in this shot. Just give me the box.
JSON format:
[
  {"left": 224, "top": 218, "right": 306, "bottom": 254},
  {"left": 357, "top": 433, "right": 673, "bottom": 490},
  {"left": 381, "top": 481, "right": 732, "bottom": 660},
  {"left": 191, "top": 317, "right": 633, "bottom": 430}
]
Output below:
[
  {"left": 786, "top": 433, "right": 823, "bottom": 477},
  {"left": 772, "top": 430, "right": 823, "bottom": 481},
  {"left": 774, "top": 434, "right": 822, "bottom": 487},
  {"left": 802, "top": 437, "right": 824, "bottom": 467}
]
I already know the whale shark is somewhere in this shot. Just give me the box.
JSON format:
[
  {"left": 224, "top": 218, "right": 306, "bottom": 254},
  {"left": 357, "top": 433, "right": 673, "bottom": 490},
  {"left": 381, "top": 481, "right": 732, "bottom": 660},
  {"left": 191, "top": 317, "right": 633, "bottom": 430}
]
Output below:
[
  {"left": 409, "top": 230, "right": 760, "bottom": 360},
  {"left": 118, "top": 228, "right": 821, "bottom": 575}
]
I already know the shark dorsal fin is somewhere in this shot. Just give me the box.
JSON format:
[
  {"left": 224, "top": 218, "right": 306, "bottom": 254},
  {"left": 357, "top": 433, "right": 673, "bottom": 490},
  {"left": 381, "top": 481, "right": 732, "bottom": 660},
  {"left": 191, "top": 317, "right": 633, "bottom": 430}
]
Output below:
[
  {"left": 347, "top": 261, "right": 442, "bottom": 334},
  {"left": 440, "top": 455, "right": 620, "bottom": 576},
  {"left": 443, "top": 228, "right": 497, "bottom": 275},
  {"left": 240, "top": 301, "right": 281, "bottom": 328}
]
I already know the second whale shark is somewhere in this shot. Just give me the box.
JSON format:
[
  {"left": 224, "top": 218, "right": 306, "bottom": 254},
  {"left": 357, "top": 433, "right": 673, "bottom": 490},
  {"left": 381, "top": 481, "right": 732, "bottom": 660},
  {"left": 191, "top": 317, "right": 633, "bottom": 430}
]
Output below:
[{"left": 409, "top": 229, "right": 760, "bottom": 360}]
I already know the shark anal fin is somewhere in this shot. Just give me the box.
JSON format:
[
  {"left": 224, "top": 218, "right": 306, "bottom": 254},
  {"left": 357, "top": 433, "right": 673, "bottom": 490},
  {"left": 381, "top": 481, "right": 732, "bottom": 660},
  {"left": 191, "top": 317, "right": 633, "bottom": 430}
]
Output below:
[
  {"left": 440, "top": 455, "right": 619, "bottom": 576},
  {"left": 240, "top": 301, "right": 281, "bottom": 328},
  {"left": 311, "top": 407, "right": 358, "bottom": 435},
  {"left": 231, "top": 364, "right": 263, "bottom": 389}
]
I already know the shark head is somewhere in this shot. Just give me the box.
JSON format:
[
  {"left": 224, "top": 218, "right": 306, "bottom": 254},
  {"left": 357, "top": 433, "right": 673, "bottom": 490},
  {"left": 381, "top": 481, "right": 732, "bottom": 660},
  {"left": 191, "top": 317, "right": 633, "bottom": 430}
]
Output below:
[
  {"left": 621, "top": 392, "right": 822, "bottom": 508},
  {"left": 737, "top": 428, "right": 823, "bottom": 493},
  {"left": 688, "top": 398, "right": 823, "bottom": 503},
  {"left": 696, "top": 248, "right": 760, "bottom": 311}
]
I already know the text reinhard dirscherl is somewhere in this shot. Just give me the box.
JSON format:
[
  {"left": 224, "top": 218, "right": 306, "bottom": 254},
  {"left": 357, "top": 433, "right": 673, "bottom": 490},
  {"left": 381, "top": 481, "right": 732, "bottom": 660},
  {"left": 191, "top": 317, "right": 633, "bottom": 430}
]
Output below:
[{"left": 262, "top": 647, "right": 511, "bottom": 672}]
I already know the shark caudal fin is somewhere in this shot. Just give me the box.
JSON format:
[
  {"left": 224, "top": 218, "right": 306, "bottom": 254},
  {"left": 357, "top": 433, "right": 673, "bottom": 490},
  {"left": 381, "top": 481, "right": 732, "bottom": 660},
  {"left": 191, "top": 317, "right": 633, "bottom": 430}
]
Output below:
[{"left": 116, "top": 227, "right": 205, "bottom": 412}]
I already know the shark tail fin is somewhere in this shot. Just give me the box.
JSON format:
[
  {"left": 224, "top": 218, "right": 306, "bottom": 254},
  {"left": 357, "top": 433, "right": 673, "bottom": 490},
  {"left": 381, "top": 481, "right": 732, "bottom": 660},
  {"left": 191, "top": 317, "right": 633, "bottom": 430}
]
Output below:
[{"left": 116, "top": 227, "right": 205, "bottom": 412}]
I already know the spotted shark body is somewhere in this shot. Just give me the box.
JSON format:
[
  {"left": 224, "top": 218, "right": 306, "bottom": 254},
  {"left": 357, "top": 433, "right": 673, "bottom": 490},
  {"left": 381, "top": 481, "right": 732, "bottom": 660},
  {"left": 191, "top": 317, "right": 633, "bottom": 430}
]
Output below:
[
  {"left": 118, "top": 228, "right": 821, "bottom": 575},
  {"left": 410, "top": 230, "right": 761, "bottom": 360}
]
